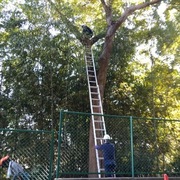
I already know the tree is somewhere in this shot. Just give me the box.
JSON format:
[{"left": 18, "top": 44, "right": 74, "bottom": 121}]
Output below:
[
  {"left": 47, "top": 0, "right": 164, "bottom": 100},
  {"left": 0, "top": 0, "right": 179, "bottom": 177},
  {"left": 46, "top": 0, "right": 170, "bottom": 176}
]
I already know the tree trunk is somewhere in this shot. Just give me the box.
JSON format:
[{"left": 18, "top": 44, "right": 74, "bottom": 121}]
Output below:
[
  {"left": 97, "top": 34, "right": 114, "bottom": 100},
  {"left": 88, "top": 119, "right": 97, "bottom": 178}
]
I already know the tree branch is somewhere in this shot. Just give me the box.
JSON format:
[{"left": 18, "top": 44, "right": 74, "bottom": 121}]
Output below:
[
  {"left": 91, "top": 32, "right": 106, "bottom": 45},
  {"left": 100, "top": 0, "right": 113, "bottom": 25},
  {"left": 114, "top": 0, "right": 162, "bottom": 31},
  {"left": 97, "top": 0, "right": 162, "bottom": 99}
]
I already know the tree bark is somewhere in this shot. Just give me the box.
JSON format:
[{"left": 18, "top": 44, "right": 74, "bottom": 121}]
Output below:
[
  {"left": 88, "top": 120, "right": 97, "bottom": 177},
  {"left": 98, "top": 34, "right": 114, "bottom": 101}
]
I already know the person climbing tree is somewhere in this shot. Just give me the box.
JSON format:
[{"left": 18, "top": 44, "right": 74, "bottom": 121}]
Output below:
[{"left": 82, "top": 25, "right": 93, "bottom": 38}]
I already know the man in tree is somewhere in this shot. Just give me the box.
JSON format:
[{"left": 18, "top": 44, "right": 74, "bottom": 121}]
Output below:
[{"left": 82, "top": 25, "right": 93, "bottom": 38}]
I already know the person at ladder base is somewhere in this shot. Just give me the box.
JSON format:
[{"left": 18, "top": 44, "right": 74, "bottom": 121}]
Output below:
[
  {"left": 95, "top": 134, "right": 116, "bottom": 177},
  {"left": 0, "top": 155, "right": 30, "bottom": 180}
]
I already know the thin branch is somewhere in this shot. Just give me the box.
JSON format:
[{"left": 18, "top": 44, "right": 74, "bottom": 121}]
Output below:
[
  {"left": 115, "top": 0, "right": 162, "bottom": 29},
  {"left": 100, "top": 0, "right": 113, "bottom": 25},
  {"left": 100, "top": 0, "right": 107, "bottom": 10},
  {"left": 91, "top": 32, "right": 106, "bottom": 45}
]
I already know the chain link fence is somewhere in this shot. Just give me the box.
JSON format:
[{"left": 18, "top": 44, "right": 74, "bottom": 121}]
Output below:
[
  {"left": 0, "top": 129, "right": 54, "bottom": 180},
  {"left": 1, "top": 111, "right": 180, "bottom": 179},
  {"left": 56, "top": 110, "right": 180, "bottom": 178}
]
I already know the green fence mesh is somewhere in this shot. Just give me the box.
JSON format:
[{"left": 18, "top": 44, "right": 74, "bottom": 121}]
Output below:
[
  {"left": 0, "top": 129, "right": 54, "bottom": 180},
  {"left": 56, "top": 110, "right": 180, "bottom": 178},
  {"left": 1, "top": 111, "right": 180, "bottom": 179}
]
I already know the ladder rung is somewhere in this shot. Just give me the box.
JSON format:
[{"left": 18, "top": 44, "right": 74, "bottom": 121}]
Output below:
[
  {"left": 96, "top": 138, "right": 103, "bottom": 140},
  {"left": 95, "top": 129, "right": 105, "bottom": 131},
  {"left": 100, "top": 168, "right": 105, "bottom": 171},
  {"left": 92, "top": 105, "right": 100, "bottom": 107},
  {"left": 98, "top": 157, "right": 104, "bottom": 160},
  {"left": 94, "top": 120, "right": 103, "bottom": 122},
  {"left": 92, "top": 112, "right": 103, "bottom": 115}
]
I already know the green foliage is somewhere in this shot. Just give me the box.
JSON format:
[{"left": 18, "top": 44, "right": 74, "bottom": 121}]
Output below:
[
  {"left": 0, "top": 0, "right": 179, "bottom": 178},
  {"left": 0, "top": 1, "right": 88, "bottom": 130},
  {"left": 0, "top": 0, "right": 179, "bottom": 128}
]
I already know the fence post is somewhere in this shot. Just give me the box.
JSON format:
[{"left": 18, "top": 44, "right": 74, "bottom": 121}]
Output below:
[
  {"left": 56, "top": 109, "right": 64, "bottom": 178},
  {"left": 130, "top": 116, "right": 134, "bottom": 177}
]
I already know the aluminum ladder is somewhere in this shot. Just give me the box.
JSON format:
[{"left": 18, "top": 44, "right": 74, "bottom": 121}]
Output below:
[{"left": 84, "top": 45, "right": 106, "bottom": 178}]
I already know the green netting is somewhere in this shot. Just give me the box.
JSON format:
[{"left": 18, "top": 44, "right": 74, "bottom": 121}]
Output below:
[
  {"left": 1, "top": 111, "right": 180, "bottom": 179},
  {"left": 56, "top": 110, "right": 180, "bottom": 178},
  {"left": 0, "top": 129, "right": 54, "bottom": 180}
]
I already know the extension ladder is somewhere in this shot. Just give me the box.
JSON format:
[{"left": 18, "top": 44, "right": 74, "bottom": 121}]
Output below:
[{"left": 84, "top": 45, "right": 106, "bottom": 178}]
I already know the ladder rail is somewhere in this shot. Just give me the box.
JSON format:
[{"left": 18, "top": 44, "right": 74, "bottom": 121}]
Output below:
[
  {"left": 84, "top": 45, "right": 106, "bottom": 178},
  {"left": 86, "top": 46, "right": 106, "bottom": 130},
  {"left": 85, "top": 46, "right": 106, "bottom": 135}
]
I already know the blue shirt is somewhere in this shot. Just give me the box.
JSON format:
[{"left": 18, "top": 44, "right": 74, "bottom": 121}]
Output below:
[{"left": 96, "top": 142, "right": 116, "bottom": 165}]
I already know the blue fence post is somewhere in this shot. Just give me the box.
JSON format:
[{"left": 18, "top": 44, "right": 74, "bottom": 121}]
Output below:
[{"left": 130, "top": 116, "right": 134, "bottom": 177}]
